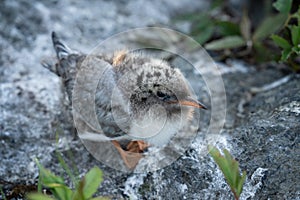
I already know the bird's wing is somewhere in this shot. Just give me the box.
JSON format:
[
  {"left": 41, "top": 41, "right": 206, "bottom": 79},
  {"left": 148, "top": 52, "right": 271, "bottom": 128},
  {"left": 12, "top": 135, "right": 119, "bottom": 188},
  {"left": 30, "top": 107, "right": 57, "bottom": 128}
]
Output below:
[
  {"left": 43, "top": 32, "right": 131, "bottom": 141},
  {"left": 42, "top": 32, "right": 85, "bottom": 102}
]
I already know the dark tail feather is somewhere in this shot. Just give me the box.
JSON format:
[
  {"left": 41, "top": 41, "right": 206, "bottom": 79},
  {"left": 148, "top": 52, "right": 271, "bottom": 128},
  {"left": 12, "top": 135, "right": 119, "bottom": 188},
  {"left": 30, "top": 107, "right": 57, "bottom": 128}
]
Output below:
[
  {"left": 41, "top": 59, "right": 57, "bottom": 74},
  {"left": 52, "top": 31, "right": 73, "bottom": 60}
]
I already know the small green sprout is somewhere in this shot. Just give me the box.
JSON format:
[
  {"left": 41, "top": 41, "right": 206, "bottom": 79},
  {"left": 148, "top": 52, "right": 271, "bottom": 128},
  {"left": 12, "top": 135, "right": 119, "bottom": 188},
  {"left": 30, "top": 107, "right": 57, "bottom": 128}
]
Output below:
[
  {"left": 27, "top": 160, "right": 107, "bottom": 200},
  {"left": 271, "top": 0, "right": 300, "bottom": 71},
  {"left": 208, "top": 145, "right": 247, "bottom": 200}
]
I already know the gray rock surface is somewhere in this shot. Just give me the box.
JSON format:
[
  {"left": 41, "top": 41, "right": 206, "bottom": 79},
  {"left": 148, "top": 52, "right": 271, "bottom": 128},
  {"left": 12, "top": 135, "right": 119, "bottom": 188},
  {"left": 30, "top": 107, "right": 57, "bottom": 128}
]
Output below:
[{"left": 1, "top": 0, "right": 299, "bottom": 199}]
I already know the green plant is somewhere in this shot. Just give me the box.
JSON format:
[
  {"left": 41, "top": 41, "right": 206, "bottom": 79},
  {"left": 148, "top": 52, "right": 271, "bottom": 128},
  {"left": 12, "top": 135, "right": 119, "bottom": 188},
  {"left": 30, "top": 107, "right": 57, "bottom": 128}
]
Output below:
[
  {"left": 0, "top": 186, "right": 6, "bottom": 200},
  {"left": 175, "top": 0, "right": 239, "bottom": 46},
  {"left": 271, "top": 0, "right": 300, "bottom": 71},
  {"left": 208, "top": 145, "right": 246, "bottom": 200},
  {"left": 204, "top": 1, "right": 287, "bottom": 61},
  {"left": 27, "top": 160, "right": 107, "bottom": 200},
  {"left": 178, "top": 0, "right": 300, "bottom": 71}
]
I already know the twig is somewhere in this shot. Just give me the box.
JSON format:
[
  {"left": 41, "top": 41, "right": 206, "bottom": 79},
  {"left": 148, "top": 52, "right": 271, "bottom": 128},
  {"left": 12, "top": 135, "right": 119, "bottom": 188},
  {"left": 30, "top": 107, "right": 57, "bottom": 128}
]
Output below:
[{"left": 250, "top": 75, "right": 291, "bottom": 94}]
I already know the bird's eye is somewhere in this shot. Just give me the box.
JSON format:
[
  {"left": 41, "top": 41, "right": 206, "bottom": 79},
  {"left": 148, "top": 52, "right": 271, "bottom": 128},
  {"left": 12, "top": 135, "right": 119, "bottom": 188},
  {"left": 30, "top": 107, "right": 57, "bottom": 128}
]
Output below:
[
  {"left": 156, "top": 91, "right": 165, "bottom": 97},
  {"left": 156, "top": 91, "right": 170, "bottom": 100}
]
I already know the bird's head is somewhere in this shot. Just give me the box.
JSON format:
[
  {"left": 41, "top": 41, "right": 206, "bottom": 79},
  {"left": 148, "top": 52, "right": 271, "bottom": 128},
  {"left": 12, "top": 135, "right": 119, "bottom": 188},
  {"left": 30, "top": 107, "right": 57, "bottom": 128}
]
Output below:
[
  {"left": 112, "top": 53, "right": 207, "bottom": 144},
  {"left": 119, "top": 57, "right": 206, "bottom": 119}
]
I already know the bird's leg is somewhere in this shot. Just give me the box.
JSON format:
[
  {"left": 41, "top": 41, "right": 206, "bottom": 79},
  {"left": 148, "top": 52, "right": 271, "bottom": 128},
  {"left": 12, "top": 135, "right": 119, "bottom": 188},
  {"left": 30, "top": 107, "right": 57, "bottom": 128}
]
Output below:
[
  {"left": 126, "top": 140, "right": 149, "bottom": 153},
  {"left": 111, "top": 140, "right": 143, "bottom": 169}
]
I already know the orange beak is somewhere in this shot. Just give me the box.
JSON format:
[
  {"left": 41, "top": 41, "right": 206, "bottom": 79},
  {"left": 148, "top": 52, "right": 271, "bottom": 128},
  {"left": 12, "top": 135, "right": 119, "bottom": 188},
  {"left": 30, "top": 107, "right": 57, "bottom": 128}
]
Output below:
[
  {"left": 178, "top": 100, "right": 207, "bottom": 109},
  {"left": 167, "top": 97, "right": 207, "bottom": 109}
]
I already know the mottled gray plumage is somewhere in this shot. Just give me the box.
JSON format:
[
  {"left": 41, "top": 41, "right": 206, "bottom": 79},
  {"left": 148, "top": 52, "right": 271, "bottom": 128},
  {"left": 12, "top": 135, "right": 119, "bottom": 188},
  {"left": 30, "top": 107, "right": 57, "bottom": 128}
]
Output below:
[{"left": 45, "top": 32, "right": 206, "bottom": 148}]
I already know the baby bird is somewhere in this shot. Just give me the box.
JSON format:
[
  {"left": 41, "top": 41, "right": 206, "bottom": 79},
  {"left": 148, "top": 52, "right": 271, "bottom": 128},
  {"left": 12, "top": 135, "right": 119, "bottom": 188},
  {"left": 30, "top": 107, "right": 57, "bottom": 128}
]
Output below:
[{"left": 44, "top": 32, "right": 206, "bottom": 169}]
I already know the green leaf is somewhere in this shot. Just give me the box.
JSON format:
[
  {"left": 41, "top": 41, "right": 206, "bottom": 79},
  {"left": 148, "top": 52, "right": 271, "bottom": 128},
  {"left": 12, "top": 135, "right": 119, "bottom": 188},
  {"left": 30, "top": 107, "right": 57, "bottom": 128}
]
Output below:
[
  {"left": 90, "top": 197, "right": 110, "bottom": 200},
  {"left": 253, "top": 42, "right": 275, "bottom": 62},
  {"left": 205, "top": 36, "right": 246, "bottom": 50},
  {"left": 208, "top": 145, "right": 247, "bottom": 199},
  {"left": 55, "top": 151, "right": 78, "bottom": 187},
  {"left": 223, "top": 149, "right": 238, "bottom": 187},
  {"left": 37, "top": 163, "right": 73, "bottom": 200},
  {"left": 77, "top": 167, "right": 103, "bottom": 199},
  {"left": 253, "top": 14, "right": 286, "bottom": 42},
  {"left": 191, "top": 14, "right": 212, "bottom": 31},
  {"left": 271, "top": 34, "right": 291, "bottom": 49},
  {"left": 216, "top": 21, "right": 241, "bottom": 36},
  {"left": 73, "top": 180, "right": 85, "bottom": 200},
  {"left": 56, "top": 186, "right": 73, "bottom": 200},
  {"left": 273, "top": 0, "right": 292, "bottom": 14},
  {"left": 27, "top": 193, "right": 55, "bottom": 200},
  {"left": 223, "top": 150, "right": 235, "bottom": 186},
  {"left": 281, "top": 48, "right": 292, "bottom": 61},
  {"left": 290, "top": 25, "right": 300, "bottom": 46},
  {"left": 237, "top": 171, "right": 247, "bottom": 195},
  {"left": 38, "top": 166, "right": 64, "bottom": 188},
  {"left": 240, "top": 10, "right": 251, "bottom": 41},
  {"left": 292, "top": 46, "right": 300, "bottom": 54},
  {"left": 43, "top": 183, "right": 73, "bottom": 200},
  {"left": 191, "top": 15, "right": 214, "bottom": 44},
  {"left": 194, "top": 25, "right": 214, "bottom": 45}
]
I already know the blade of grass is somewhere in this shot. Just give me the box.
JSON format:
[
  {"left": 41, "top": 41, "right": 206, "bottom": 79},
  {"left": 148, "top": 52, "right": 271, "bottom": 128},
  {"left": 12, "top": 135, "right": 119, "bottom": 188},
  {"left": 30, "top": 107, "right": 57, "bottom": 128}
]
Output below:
[
  {"left": 54, "top": 129, "right": 79, "bottom": 187},
  {"left": 27, "top": 193, "right": 56, "bottom": 200},
  {"left": 35, "top": 160, "right": 73, "bottom": 200},
  {"left": 253, "top": 14, "right": 286, "bottom": 41},
  {"left": 55, "top": 151, "right": 78, "bottom": 188},
  {"left": 240, "top": 10, "right": 251, "bottom": 41},
  {"left": 205, "top": 36, "right": 246, "bottom": 50},
  {"left": 66, "top": 148, "right": 80, "bottom": 182},
  {"left": 90, "top": 197, "right": 110, "bottom": 200}
]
